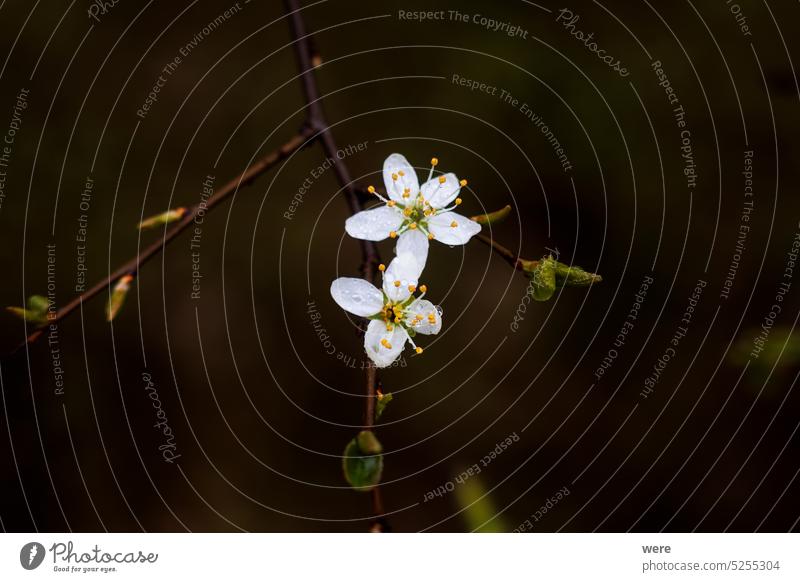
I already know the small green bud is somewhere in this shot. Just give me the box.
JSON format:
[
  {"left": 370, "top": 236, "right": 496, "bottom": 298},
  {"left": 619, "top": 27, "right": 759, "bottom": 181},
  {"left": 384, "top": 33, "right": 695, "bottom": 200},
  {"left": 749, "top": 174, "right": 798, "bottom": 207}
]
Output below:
[
  {"left": 343, "top": 431, "right": 384, "bottom": 492},
  {"left": 6, "top": 295, "right": 50, "bottom": 324},
  {"left": 529, "top": 256, "right": 556, "bottom": 301},
  {"left": 471, "top": 205, "right": 511, "bottom": 226},
  {"left": 553, "top": 262, "right": 602, "bottom": 287},
  {"left": 375, "top": 391, "right": 393, "bottom": 421},
  {"left": 106, "top": 275, "right": 134, "bottom": 321},
  {"left": 138, "top": 207, "right": 187, "bottom": 229}
]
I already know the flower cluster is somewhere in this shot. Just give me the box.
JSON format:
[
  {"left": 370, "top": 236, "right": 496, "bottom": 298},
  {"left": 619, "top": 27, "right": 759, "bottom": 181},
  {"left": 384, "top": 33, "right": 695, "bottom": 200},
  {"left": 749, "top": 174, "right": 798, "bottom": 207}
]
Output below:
[{"left": 330, "top": 154, "right": 482, "bottom": 367}]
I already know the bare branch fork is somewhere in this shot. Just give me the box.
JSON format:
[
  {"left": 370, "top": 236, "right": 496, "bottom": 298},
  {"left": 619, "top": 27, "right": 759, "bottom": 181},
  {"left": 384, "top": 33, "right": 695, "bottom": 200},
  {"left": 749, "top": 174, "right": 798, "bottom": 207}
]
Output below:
[{"left": 8, "top": 2, "right": 552, "bottom": 531}]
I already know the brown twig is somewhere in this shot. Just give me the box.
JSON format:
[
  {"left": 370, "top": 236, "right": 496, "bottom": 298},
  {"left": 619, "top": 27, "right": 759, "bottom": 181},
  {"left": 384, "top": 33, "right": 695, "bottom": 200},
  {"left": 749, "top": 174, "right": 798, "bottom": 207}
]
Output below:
[
  {"left": 475, "top": 233, "right": 525, "bottom": 269},
  {"left": 284, "top": 0, "right": 385, "bottom": 531},
  {"left": 9, "top": 129, "right": 315, "bottom": 355}
]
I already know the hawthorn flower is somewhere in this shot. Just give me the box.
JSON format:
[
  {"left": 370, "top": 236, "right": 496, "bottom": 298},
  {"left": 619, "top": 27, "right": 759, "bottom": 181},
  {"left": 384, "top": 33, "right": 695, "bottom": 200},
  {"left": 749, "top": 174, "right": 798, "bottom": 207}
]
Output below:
[
  {"left": 330, "top": 253, "right": 442, "bottom": 368},
  {"left": 345, "top": 154, "right": 482, "bottom": 270}
]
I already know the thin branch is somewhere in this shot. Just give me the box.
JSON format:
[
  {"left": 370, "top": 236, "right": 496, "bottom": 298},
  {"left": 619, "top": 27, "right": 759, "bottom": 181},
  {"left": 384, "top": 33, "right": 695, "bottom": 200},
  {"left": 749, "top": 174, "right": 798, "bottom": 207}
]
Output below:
[
  {"left": 10, "top": 128, "right": 315, "bottom": 354},
  {"left": 284, "top": 0, "right": 385, "bottom": 531},
  {"left": 475, "top": 233, "right": 525, "bottom": 269}
]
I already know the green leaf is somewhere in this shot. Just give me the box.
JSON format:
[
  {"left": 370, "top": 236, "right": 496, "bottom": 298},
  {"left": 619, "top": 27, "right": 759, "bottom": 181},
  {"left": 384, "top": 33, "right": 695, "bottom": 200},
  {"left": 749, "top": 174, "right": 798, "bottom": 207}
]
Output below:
[
  {"left": 530, "top": 256, "right": 557, "bottom": 302},
  {"left": 375, "top": 391, "right": 393, "bottom": 421},
  {"left": 471, "top": 205, "right": 511, "bottom": 226},
  {"left": 343, "top": 430, "right": 384, "bottom": 492},
  {"left": 106, "top": 275, "right": 134, "bottom": 321},
  {"left": 553, "top": 262, "right": 602, "bottom": 287},
  {"left": 6, "top": 295, "right": 50, "bottom": 324},
  {"left": 138, "top": 207, "right": 187, "bottom": 230}
]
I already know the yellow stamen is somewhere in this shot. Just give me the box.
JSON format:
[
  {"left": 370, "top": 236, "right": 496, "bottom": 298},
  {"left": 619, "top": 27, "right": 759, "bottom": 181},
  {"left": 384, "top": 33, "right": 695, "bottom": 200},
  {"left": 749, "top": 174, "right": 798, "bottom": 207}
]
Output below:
[
  {"left": 387, "top": 200, "right": 396, "bottom": 207},
  {"left": 428, "top": 233, "right": 435, "bottom": 240},
  {"left": 378, "top": 263, "right": 386, "bottom": 271},
  {"left": 409, "top": 222, "right": 418, "bottom": 229},
  {"left": 389, "top": 231, "right": 397, "bottom": 239},
  {"left": 403, "top": 207, "right": 412, "bottom": 216},
  {"left": 415, "top": 347, "right": 423, "bottom": 354},
  {"left": 408, "top": 285, "right": 416, "bottom": 293},
  {"left": 392, "top": 173, "right": 398, "bottom": 181},
  {"left": 403, "top": 188, "right": 411, "bottom": 198},
  {"left": 419, "top": 285, "right": 427, "bottom": 293},
  {"left": 438, "top": 176, "right": 447, "bottom": 184},
  {"left": 380, "top": 339, "right": 392, "bottom": 349},
  {"left": 431, "top": 157, "right": 439, "bottom": 166},
  {"left": 394, "top": 280, "right": 401, "bottom": 287},
  {"left": 398, "top": 170, "right": 405, "bottom": 176},
  {"left": 450, "top": 221, "right": 458, "bottom": 228},
  {"left": 386, "top": 324, "right": 393, "bottom": 331},
  {"left": 367, "top": 185, "right": 376, "bottom": 194},
  {"left": 455, "top": 198, "right": 462, "bottom": 205},
  {"left": 460, "top": 179, "right": 468, "bottom": 187}
]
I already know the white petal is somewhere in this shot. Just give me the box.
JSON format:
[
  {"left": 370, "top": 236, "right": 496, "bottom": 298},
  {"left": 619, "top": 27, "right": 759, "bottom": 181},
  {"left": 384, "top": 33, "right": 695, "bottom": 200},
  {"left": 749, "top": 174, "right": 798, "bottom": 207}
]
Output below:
[
  {"left": 428, "top": 211, "right": 481, "bottom": 245},
  {"left": 382, "top": 253, "right": 421, "bottom": 303},
  {"left": 345, "top": 206, "right": 404, "bottom": 241},
  {"left": 330, "top": 278, "right": 384, "bottom": 317},
  {"left": 404, "top": 299, "right": 442, "bottom": 335},
  {"left": 383, "top": 153, "right": 420, "bottom": 202},
  {"left": 364, "top": 320, "right": 408, "bottom": 368},
  {"left": 420, "top": 173, "right": 460, "bottom": 208},
  {"left": 396, "top": 229, "right": 430, "bottom": 272}
]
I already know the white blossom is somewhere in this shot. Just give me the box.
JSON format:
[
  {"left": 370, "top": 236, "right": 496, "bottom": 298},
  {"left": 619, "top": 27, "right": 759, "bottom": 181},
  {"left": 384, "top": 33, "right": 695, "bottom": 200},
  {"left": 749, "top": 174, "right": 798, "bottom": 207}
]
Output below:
[
  {"left": 345, "top": 154, "right": 481, "bottom": 270},
  {"left": 330, "top": 253, "right": 442, "bottom": 368}
]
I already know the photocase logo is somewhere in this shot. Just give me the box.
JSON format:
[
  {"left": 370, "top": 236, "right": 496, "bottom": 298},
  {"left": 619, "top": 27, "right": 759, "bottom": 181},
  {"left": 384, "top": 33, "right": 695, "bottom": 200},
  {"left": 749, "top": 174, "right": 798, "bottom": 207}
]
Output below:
[{"left": 19, "top": 542, "right": 46, "bottom": 570}]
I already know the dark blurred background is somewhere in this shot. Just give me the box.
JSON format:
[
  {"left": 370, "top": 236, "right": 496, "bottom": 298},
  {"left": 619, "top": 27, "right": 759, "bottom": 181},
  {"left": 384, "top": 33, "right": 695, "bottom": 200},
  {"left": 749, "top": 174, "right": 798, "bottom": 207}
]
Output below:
[{"left": 0, "top": 0, "right": 799, "bottom": 532}]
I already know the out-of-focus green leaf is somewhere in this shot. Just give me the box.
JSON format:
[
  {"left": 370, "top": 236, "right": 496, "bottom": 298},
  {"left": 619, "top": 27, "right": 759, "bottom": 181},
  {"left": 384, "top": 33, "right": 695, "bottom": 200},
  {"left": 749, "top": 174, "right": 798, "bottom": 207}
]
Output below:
[
  {"left": 343, "top": 430, "right": 383, "bottom": 492},
  {"left": 138, "top": 207, "right": 187, "bottom": 230},
  {"left": 454, "top": 476, "right": 507, "bottom": 533},
  {"left": 106, "top": 275, "right": 134, "bottom": 322},
  {"left": 471, "top": 205, "right": 511, "bottom": 226}
]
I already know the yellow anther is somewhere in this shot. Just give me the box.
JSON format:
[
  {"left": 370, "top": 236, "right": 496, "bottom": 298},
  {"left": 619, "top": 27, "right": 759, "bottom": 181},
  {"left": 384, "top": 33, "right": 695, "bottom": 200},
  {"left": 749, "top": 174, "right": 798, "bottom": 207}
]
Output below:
[
  {"left": 415, "top": 314, "right": 424, "bottom": 321},
  {"left": 455, "top": 198, "right": 462, "bottom": 205},
  {"left": 415, "top": 346, "right": 423, "bottom": 354},
  {"left": 386, "top": 324, "right": 393, "bottom": 331},
  {"left": 409, "top": 222, "right": 418, "bottom": 230},
  {"left": 398, "top": 170, "right": 405, "bottom": 176},
  {"left": 392, "top": 173, "right": 398, "bottom": 181},
  {"left": 367, "top": 185, "right": 376, "bottom": 194},
  {"left": 431, "top": 157, "right": 439, "bottom": 166},
  {"left": 394, "top": 280, "right": 401, "bottom": 287},
  {"left": 387, "top": 200, "right": 396, "bottom": 207},
  {"left": 419, "top": 284, "right": 428, "bottom": 293},
  {"left": 460, "top": 179, "right": 468, "bottom": 187},
  {"left": 410, "top": 320, "right": 417, "bottom": 327},
  {"left": 428, "top": 233, "right": 435, "bottom": 240},
  {"left": 380, "top": 339, "right": 392, "bottom": 349},
  {"left": 403, "top": 188, "right": 411, "bottom": 198},
  {"left": 450, "top": 221, "right": 458, "bottom": 228},
  {"left": 408, "top": 285, "right": 416, "bottom": 293},
  {"left": 424, "top": 209, "right": 432, "bottom": 216},
  {"left": 404, "top": 207, "right": 412, "bottom": 216},
  {"left": 389, "top": 231, "right": 397, "bottom": 239},
  {"left": 378, "top": 263, "right": 386, "bottom": 271},
  {"left": 438, "top": 176, "right": 447, "bottom": 184}
]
